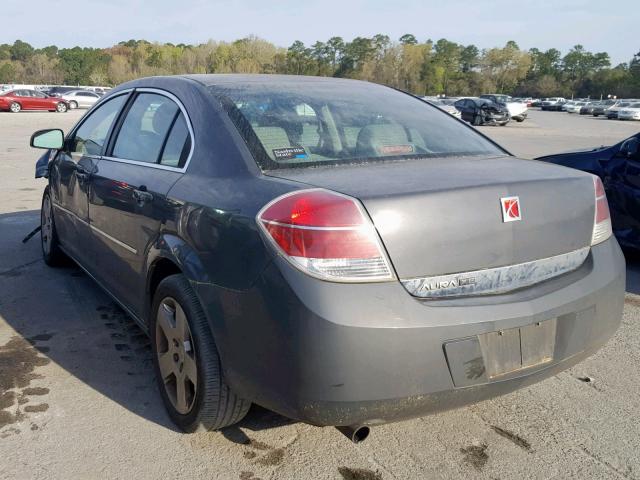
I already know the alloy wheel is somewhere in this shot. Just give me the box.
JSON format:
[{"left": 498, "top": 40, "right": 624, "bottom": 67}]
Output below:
[
  {"left": 156, "top": 297, "right": 198, "bottom": 414},
  {"left": 10, "top": 102, "right": 20, "bottom": 113},
  {"left": 57, "top": 103, "right": 68, "bottom": 112}
]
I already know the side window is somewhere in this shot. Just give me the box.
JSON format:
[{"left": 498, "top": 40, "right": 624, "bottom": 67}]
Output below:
[
  {"left": 70, "top": 95, "right": 127, "bottom": 156},
  {"left": 160, "top": 113, "right": 191, "bottom": 167},
  {"left": 112, "top": 93, "right": 179, "bottom": 163}
]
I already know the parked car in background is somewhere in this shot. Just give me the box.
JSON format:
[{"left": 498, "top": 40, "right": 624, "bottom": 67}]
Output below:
[
  {"left": 45, "top": 86, "right": 80, "bottom": 98},
  {"left": 86, "top": 86, "right": 112, "bottom": 96},
  {"left": 28, "top": 74, "right": 624, "bottom": 438},
  {"left": 61, "top": 90, "right": 101, "bottom": 109},
  {"left": 454, "top": 97, "right": 510, "bottom": 125},
  {"left": 592, "top": 100, "right": 617, "bottom": 117},
  {"left": 565, "top": 101, "right": 587, "bottom": 114},
  {"left": 0, "top": 89, "right": 69, "bottom": 112},
  {"left": 607, "top": 101, "right": 637, "bottom": 119},
  {"left": 580, "top": 102, "right": 600, "bottom": 115},
  {"left": 540, "top": 98, "right": 566, "bottom": 111},
  {"left": 617, "top": 102, "right": 640, "bottom": 121},
  {"left": 538, "top": 133, "right": 640, "bottom": 249},
  {"left": 423, "top": 97, "right": 462, "bottom": 119},
  {"left": 479, "top": 94, "right": 528, "bottom": 122}
]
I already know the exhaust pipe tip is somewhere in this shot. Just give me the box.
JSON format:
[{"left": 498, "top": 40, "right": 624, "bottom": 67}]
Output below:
[{"left": 336, "top": 425, "right": 370, "bottom": 444}]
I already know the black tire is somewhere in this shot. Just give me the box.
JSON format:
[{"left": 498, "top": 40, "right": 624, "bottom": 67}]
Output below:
[
  {"left": 150, "top": 274, "right": 250, "bottom": 432},
  {"left": 41, "top": 188, "right": 67, "bottom": 267},
  {"left": 9, "top": 102, "right": 21, "bottom": 113},
  {"left": 56, "top": 102, "right": 68, "bottom": 113},
  {"left": 69, "top": 101, "right": 77, "bottom": 110},
  {"left": 515, "top": 118, "right": 524, "bottom": 122}
]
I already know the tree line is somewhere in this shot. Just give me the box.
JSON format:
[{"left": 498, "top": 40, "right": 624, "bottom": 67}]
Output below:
[{"left": 1, "top": 36, "right": 639, "bottom": 98}]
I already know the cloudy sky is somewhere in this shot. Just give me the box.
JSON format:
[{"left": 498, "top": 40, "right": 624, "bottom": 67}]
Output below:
[{"left": 2, "top": 0, "right": 637, "bottom": 64}]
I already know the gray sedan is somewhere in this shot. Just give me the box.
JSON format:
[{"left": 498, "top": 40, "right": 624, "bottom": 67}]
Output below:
[
  {"left": 60, "top": 90, "right": 101, "bottom": 109},
  {"left": 29, "top": 75, "right": 625, "bottom": 443}
]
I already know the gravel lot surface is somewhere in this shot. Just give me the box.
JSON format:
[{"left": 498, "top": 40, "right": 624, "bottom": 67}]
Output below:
[{"left": 0, "top": 108, "right": 639, "bottom": 480}]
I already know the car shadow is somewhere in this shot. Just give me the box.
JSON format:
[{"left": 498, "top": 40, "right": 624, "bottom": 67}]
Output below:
[{"left": 0, "top": 210, "right": 293, "bottom": 438}]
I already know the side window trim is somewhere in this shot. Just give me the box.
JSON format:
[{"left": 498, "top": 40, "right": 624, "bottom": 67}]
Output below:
[
  {"left": 101, "top": 87, "right": 195, "bottom": 173},
  {"left": 156, "top": 110, "right": 181, "bottom": 164},
  {"left": 65, "top": 90, "right": 133, "bottom": 158}
]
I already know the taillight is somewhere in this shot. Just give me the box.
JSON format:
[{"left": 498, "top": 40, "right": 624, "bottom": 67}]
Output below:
[
  {"left": 257, "top": 189, "right": 394, "bottom": 282},
  {"left": 591, "top": 176, "right": 612, "bottom": 245}
]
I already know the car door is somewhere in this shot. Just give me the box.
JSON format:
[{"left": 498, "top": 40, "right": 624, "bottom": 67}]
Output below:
[
  {"left": 28, "top": 90, "right": 48, "bottom": 109},
  {"left": 76, "top": 91, "right": 92, "bottom": 108},
  {"left": 48, "top": 93, "right": 129, "bottom": 267},
  {"left": 89, "top": 89, "right": 192, "bottom": 315},
  {"left": 454, "top": 100, "right": 468, "bottom": 121},
  {"left": 606, "top": 135, "right": 640, "bottom": 240},
  {"left": 15, "top": 90, "right": 36, "bottom": 110},
  {"left": 459, "top": 100, "right": 473, "bottom": 122}
]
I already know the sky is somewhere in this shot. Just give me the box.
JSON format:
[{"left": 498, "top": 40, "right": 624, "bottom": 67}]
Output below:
[{"left": 1, "top": 0, "right": 638, "bottom": 65}]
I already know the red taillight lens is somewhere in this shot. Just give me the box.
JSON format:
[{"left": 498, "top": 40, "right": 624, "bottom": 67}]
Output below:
[
  {"left": 257, "top": 189, "right": 394, "bottom": 282},
  {"left": 591, "top": 176, "right": 612, "bottom": 245}
]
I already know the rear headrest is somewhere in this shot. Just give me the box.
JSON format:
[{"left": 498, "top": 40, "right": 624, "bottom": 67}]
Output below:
[
  {"left": 356, "top": 124, "right": 410, "bottom": 157},
  {"left": 152, "top": 103, "right": 178, "bottom": 134}
]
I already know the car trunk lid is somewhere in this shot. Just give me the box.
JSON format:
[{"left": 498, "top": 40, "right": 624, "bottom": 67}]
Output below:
[{"left": 266, "top": 156, "right": 595, "bottom": 281}]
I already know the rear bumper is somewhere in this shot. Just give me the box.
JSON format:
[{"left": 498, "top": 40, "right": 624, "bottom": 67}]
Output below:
[{"left": 195, "top": 238, "right": 625, "bottom": 426}]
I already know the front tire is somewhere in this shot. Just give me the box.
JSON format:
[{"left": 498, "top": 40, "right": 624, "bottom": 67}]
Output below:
[
  {"left": 56, "top": 102, "right": 68, "bottom": 113},
  {"left": 41, "top": 189, "right": 66, "bottom": 267},
  {"left": 9, "top": 102, "right": 21, "bottom": 113},
  {"left": 151, "top": 274, "right": 250, "bottom": 432}
]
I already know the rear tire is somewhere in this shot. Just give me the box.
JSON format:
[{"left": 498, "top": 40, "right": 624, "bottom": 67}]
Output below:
[
  {"left": 41, "top": 188, "right": 67, "bottom": 267},
  {"left": 69, "top": 101, "right": 77, "bottom": 110},
  {"left": 150, "top": 274, "right": 250, "bottom": 432},
  {"left": 9, "top": 102, "right": 21, "bottom": 113}
]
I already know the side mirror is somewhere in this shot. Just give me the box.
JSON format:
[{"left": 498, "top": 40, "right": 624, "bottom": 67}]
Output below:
[
  {"left": 30, "top": 129, "right": 64, "bottom": 150},
  {"left": 620, "top": 138, "right": 640, "bottom": 159}
]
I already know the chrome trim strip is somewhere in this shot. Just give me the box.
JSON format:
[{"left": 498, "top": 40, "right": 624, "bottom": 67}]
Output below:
[
  {"left": 52, "top": 202, "right": 89, "bottom": 226},
  {"left": 99, "top": 87, "right": 195, "bottom": 173},
  {"left": 261, "top": 220, "right": 365, "bottom": 231},
  {"left": 90, "top": 225, "right": 137, "bottom": 255},
  {"left": 401, "top": 247, "right": 590, "bottom": 299}
]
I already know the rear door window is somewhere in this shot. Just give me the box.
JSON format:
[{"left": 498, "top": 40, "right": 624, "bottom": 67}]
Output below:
[
  {"left": 112, "top": 93, "right": 183, "bottom": 164},
  {"left": 159, "top": 113, "right": 191, "bottom": 168}
]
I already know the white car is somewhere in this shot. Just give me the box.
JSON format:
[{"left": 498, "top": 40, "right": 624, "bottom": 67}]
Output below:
[
  {"left": 60, "top": 90, "right": 101, "bottom": 109},
  {"left": 565, "top": 101, "right": 586, "bottom": 114},
  {"left": 608, "top": 101, "right": 639, "bottom": 119},
  {"left": 618, "top": 102, "right": 640, "bottom": 121},
  {"left": 424, "top": 98, "right": 462, "bottom": 119}
]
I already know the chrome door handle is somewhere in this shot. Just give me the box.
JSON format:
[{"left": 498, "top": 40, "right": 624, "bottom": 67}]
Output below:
[
  {"left": 133, "top": 188, "right": 153, "bottom": 205},
  {"left": 75, "top": 164, "right": 89, "bottom": 181}
]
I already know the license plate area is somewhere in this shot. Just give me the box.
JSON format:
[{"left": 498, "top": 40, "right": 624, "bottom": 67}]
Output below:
[{"left": 477, "top": 318, "right": 556, "bottom": 379}]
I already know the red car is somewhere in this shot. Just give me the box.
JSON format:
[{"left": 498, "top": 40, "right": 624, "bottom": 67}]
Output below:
[{"left": 0, "top": 89, "right": 69, "bottom": 113}]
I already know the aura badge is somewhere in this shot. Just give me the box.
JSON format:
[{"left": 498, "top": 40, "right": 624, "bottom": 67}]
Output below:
[{"left": 501, "top": 196, "right": 521, "bottom": 222}]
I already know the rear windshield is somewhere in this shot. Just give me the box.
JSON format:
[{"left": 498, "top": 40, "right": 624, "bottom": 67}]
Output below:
[{"left": 210, "top": 81, "right": 504, "bottom": 170}]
